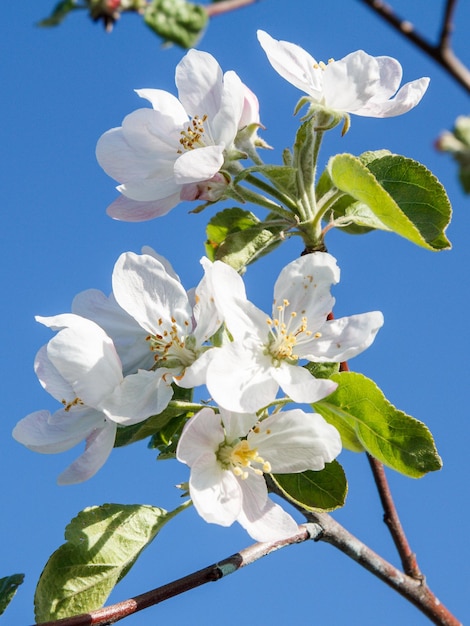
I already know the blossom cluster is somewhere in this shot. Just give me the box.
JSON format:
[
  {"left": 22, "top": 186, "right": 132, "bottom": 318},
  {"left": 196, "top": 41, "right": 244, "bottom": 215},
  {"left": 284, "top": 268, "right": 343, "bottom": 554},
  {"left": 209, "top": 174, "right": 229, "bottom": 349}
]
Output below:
[
  {"left": 14, "top": 30, "right": 429, "bottom": 541},
  {"left": 14, "top": 248, "right": 382, "bottom": 539}
]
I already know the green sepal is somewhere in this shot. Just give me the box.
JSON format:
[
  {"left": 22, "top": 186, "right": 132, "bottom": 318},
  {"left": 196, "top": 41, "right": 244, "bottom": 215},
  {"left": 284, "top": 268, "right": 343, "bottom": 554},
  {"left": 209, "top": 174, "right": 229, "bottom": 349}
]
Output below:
[
  {"left": 271, "top": 460, "right": 347, "bottom": 512},
  {"left": 326, "top": 153, "right": 452, "bottom": 250},
  {"left": 234, "top": 164, "right": 299, "bottom": 200},
  {"left": 148, "top": 412, "right": 188, "bottom": 459},
  {"left": 34, "top": 503, "right": 185, "bottom": 621},
  {"left": 114, "top": 385, "right": 193, "bottom": 448},
  {"left": 144, "top": 0, "right": 208, "bottom": 48},
  {"left": 304, "top": 361, "right": 339, "bottom": 380},
  {"left": 0, "top": 574, "right": 24, "bottom": 616},
  {"left": 205, "top": 207, "right": 284, "bottom": 271},
  {"left": 37, "top": 0, "right": 79, "bottom": 27},
  {"left": 314, "top": 372, "right": 442, "bottom": 477}
]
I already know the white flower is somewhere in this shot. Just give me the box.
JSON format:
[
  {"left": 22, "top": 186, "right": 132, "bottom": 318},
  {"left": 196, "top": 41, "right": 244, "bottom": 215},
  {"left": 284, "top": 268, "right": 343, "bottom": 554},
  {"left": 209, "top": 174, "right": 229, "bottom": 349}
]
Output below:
[
  {"left": 96, "top": 49, "right": 245, "bottom": 221},
  {"left": 111, "top": 251, "right": 222, "bottom": 390},
  {"left": 177, "top": 406, "right": 341, "bottom": 541},
  {"left": 206, "top": 252, "right": 384, "bottom": 413},
  {"left": 257, "top": 30, "right": 429, "bottom": 121},
  {"left": 12, "top": 314, "right": 170, "bottom": 484}
]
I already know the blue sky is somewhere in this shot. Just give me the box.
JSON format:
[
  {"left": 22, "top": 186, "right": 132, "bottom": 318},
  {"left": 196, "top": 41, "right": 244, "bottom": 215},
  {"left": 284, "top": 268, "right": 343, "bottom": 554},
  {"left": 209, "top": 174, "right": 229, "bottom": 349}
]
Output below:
[{"left": 1, "top": 1, "right": 469, "bottom": 624}]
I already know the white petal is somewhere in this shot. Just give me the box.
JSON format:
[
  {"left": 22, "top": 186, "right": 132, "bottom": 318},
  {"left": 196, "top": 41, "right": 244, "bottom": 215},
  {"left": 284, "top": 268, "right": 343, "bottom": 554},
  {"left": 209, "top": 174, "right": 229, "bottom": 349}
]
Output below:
[
  {"left": 100, "top": 369, "right": 174, "bottom": 424},
  {"left": 210, "top": 70, "right": 245, "bottom": 147},
  {"left": 252, "top": 409, "right": 342, "bottom": 472},
  {"left": 12, "top": 407, "right": 103, "bottom": 453},
  {"left": 191, "top": 261, "right": 223, "bottom": 343},
  {"left": 118, "top": 174, "right": 180, "bottom": 202},
  {"left": 140, "top": 247, "right": 181, "bottom": 281},
  {"left": 257, "top": 30, "right": 322, "bottom": 98},
  {"left": 357, "top": 77, "right": 430, "bottom": 117},
  {"left": 112, "top": 251, "right": 191, "bottom": 335},
  {"left": 44, "top": 315, "right": 123, "bottom": 408},
  {"left": 177, "top": 407, "right": 225, "bottom": 467},
  {"left": 72, "top": 289, "right": 153, "bottom": 375},
  {"left": 106, "top": 193, "right": 181, "bottom": 222},
  {"left": 189, "top": 453, "right": 242, "bottom": 526},
  {"left": 135, "top": 88, "right": 188, "bottom": 125},
  {"left": 206, "top": 343, "right": 278, "bottom": 413},
  {"left": 273, "top": 253, "right": 338, "bottom": 329},
  {"left": 176, "top": 50, "right": 224, "bottom": 120},
  {"left": 173, "top": 146, "right": 225, "bottom": 185},
  {"left": 57, "top": 420, "right": 117, "bottom": 485},
  {"left": 271, "top": 361, "right": 337, "bottom": 403},
  {"left": 306, "top": 311, "right": 384, "bottom": 362},
  {"left": 177, "top": 348, "right": 216, "bottom": 389},
  {"left": 237, "top": 476, "right": 298, "bottom": 542},
  {"left": 219, "top": 407, "right": 258, "bottom": 441},
  {"left": 34, "top": 344, "right": 74, "bottom": 403}
]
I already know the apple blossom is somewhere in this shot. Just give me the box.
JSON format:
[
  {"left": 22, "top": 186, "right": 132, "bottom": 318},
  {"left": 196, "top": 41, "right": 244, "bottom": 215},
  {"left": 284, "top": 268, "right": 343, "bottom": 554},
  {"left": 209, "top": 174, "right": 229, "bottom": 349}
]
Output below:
[
  {"left": 176, "top": 406, "right": 341, "bottom": 541},
  {"left": 12, "top": 314, "right": 171, "bottom": 484},
  {"left": 111, "top": 251, "right": 223, "bottom": 390},
  {"left": 96, "top": 49, "right": 246, "bottom": 221},
  {"left": 206, "top": 252, "right": 384, "bottom": 412},
  {"left": 257, "top": 30, "right": 429, "bottom": 126}
]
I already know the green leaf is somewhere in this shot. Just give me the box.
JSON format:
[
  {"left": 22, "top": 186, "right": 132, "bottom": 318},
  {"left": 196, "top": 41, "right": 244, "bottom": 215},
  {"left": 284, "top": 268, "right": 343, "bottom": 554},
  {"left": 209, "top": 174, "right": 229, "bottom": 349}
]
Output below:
[
  {"left": 236, "top": 164, "right": 299, "bottom": 200},
  {"left": 304, "top": 361, "right": 340, "bottom": 380},
  {"left": 0, "top": 574, "right": 24, "bottom": 616},
  {"left": 272, "top": 460, "right": 347, "bottom": 512},
  {"left": 314, "top": 372, "right": 442, "bottom": 477},
  {"left": 34, "top": 503, "right": 182, "bottom": 621},
  {"left": 328, "top": 153, "right": 452, "bottom": 250},
  {"left": 205, "top": 207, "right": 284, "bottom": 271},
  {"left": 37, "top": 0, "right": 79, "bottom": 27},
  {"left": 144, "top": 0, "right": 208, "bottom": 48}
]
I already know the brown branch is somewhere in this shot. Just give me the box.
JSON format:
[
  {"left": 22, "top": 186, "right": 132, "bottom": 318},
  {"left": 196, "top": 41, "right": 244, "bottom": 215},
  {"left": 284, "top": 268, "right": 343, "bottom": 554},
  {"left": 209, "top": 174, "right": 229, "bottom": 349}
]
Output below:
[
  {"left": 34, "top": 525, "right": 317, "bottom": 626},
  {"left": 204, "top": 0, "right": 260, "bottom": 18},
  {"left": 307, "top": 511, "right": 462, "bottom": 626},
  {"left": 366, "top": 454, "right": 422, "bottom": 579},
  {"left": 357, "top": 0, "right": 470, "bottom": 93}
]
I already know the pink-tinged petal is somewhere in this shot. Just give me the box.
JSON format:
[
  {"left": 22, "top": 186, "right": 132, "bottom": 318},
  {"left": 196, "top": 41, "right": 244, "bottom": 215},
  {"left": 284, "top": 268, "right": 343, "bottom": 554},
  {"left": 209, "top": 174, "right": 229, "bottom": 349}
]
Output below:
[
  {"left": 305, "top": 311, "right": 384, "bottom": 362},
  {"left": 189, "top": 453, "right": 242, "bottom": 526},
  {"left": 34, "top": 345, "right": 74, "bottom": 404},
  {"left": 44, "top": 316, "right": 123, "bottom": 408},
  {"left": 112, "top": 251, "right": 190, "bottom": 335},
  {"left": 252, "top": 409, "right": 342, "bottom": 472},
  {"left": 106, "top": 193, "right": 181, "bottom": 222},
  {"left": 271, "top": 361, "right": 337, "bottom": 404},
  {"left": 12, "top": 408, "right": 103, "bottom": 454},
  {"left": 206, "top": 343, "right": 278, "bottom": 413},
  {"left": 238, "top": 83, "right": 260, "bottom": 129},
  {"left": 176, "top": 50, "right": 224, "bottom": 120},
  {"left": 173, "top": 145, "right": 225, "bottom": 185},
  {"left": 72, "top": 289, "right": 153, "bottom": 375},
  {"left": 273, "top": 253, "right": 338, "bottom": 328},
  {"left": 177, "top": 407, "right": 225, "bottom": 467},
  {"left": 135, "top": 88, "right": 188, "bottom": 125},
  {"left": 118, "top": 175, "right": 180, "bottom": 202},
  {"left": 237, "top": 476, "right": 298, "bottom": 542},
  {"left": 357, "top": 77, "right": 430, "bottom": 118},
  {"left": 57, "top": 420, "right": 117, "bottom": 485},
  {"left": 100, "top": 369, "right": 173, "bottom": 425},
  {"left": 257, "top": 30, "right": 322, "bottom": 98}
]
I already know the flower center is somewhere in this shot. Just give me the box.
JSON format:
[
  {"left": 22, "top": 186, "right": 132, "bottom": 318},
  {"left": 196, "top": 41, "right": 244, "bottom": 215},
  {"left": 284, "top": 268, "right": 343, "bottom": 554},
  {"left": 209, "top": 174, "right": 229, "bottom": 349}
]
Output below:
[
  {"left": 146, "top": 316, "right": 198, "bottom": 370},
  {"left": 265, "top": 299, "right": 321, "bottom": 364},
  {"left": 217, "top": 438, "right": 271, "bottom": 480},
  {"left": 178, "top": 114, "right": 210, "bottom": 153}
]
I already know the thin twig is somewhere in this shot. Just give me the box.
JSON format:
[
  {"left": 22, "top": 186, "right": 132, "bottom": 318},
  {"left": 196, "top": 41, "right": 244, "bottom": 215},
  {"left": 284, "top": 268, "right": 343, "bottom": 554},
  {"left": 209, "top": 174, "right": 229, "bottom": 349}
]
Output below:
[
  {"left": 357, "top": 0, "right": 470, "bottom": 93},
  {"left": 366, "top": 454, "right": 422, "bottom": 579},
  {"left": 204, "top": 0, "right": 260, "bottom": 18},
  {"left": 34, "top": 525, "right": 317, "bottom": 626}
]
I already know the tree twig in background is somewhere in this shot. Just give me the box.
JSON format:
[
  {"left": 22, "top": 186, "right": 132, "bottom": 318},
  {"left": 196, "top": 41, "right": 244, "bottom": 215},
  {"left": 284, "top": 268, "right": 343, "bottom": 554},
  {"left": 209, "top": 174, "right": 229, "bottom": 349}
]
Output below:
[
  {"left": 205, "top": 0, "right": 260, "bottom": 18},
  {"left": 357, "top": 0, "right": 470, "bottom": 93}
]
